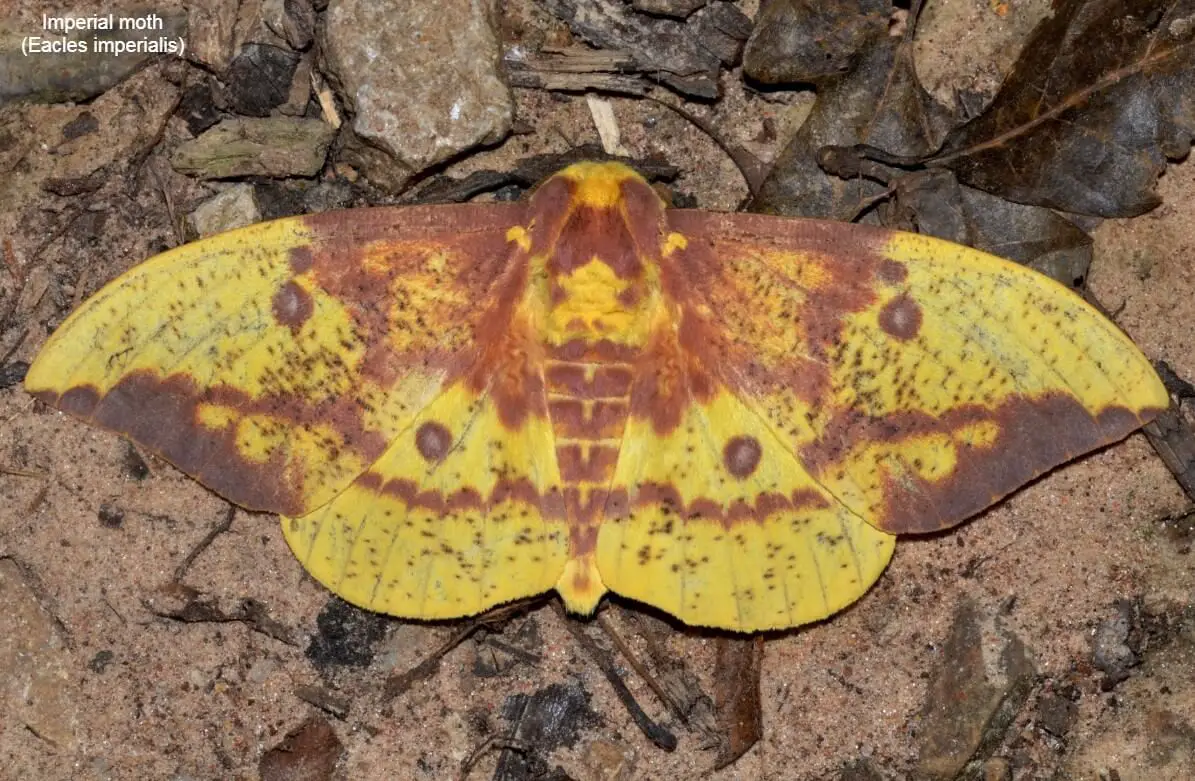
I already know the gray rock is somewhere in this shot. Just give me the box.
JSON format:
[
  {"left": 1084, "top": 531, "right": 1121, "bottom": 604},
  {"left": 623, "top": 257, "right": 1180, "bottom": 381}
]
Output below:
[
  {"left": 188, "top": 184, "right": 262, "bottom": 236},
  {"left": 1036, "top": 692, "right": 1078, "bottom": 739},
  {"left": 186, "top": 0, "right": 242, "bottom": 72},
  {"left": 188, "top": 0, "right": 300, "bottom": 74},
  {"left": 0, "top": 559, "right": 78, "bottom": 750},
  {"left": 263, "top": 0, "right": 315, "bottom": 51},
  {"left": 1092, "top": 600, "right": 1140, "bottom": 689},
  {"left": 743, "top": 0, "right": 889, "bottom": 85},
  {"left": 171, "top": 117, "right": 335, "bottom": 179},
  {"left": 321, "top": 0, "right": 512, "bottom": 186},
  {"left": 232, "top": 0, "right": 295, "bottom": 50},
  {"left": 916, "top": 600, "right": 1036, "bottom": 781},
  {"left": 631, "top": 0, "right": 706, "bottom": 18}
]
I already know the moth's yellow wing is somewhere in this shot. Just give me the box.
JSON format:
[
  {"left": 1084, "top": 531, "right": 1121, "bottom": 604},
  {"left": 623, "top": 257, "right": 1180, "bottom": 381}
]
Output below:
[
  {"left": 25, "top": 204, "right": 527, "bottom": 517},
  {"left": 27, "top": 196, "right": 577, "bottom": 620},
  {"left": 595, "top": 207, "right": 1165, "bottom": 632},
  {"left": 664, "top": 212, "right": 1167, "bottom": 536},
  {"left": 597, "top": 390, "right": 895, "bottom": 631},
  {"left": 283, "top": 381, "right": 569, "bottom": 619}
]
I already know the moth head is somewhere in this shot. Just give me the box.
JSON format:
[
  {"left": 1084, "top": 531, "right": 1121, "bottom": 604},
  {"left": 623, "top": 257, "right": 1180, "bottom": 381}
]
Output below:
[
  {"left": 518, "top": 162, "right": 669, "bottom": 347},
  {"left": 552, "top": 160, "right": 659, "bottom": 209}
]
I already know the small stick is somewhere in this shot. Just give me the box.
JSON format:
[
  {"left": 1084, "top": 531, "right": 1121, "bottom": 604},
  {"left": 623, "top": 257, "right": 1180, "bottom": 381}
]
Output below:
[
  {"left": 597, "top": 611, "right": 690, "bottom": 724},
  {"left": 173, "top": 505, "right": 235, "bottom": 582},
  {"left": 644, "top": 95, "right": 767, "bottom": 198},
  {"left": 458, "top": 735, "right": 532, "bottom": 781},
  {"left": 557, "top": 604, "right": 677, "bottom": 750},
  {"left": 382, "top": 599, "right": 543, "bottom": 699}
]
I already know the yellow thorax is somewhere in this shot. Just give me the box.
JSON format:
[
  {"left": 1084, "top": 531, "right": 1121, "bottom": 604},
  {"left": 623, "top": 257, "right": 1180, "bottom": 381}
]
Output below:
[{"left": 547, "top": 259, "right": 643, "bottom": 342}]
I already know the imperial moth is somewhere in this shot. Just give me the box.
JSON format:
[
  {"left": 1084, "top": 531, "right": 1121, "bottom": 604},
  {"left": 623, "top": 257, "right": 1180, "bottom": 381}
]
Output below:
[{"left": 25, "top": 162, "right": 1167, "bottom": 632}]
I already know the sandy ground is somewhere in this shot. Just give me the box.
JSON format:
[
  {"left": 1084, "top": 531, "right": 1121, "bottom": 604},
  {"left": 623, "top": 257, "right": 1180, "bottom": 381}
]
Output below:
[{"left": 2, "top": 1, "right": 1194, "bottom": 780}]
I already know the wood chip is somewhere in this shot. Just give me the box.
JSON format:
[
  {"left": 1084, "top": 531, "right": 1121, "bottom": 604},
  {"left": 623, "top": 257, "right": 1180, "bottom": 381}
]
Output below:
[{"left": 587, "top": 95, "right": 631, "bottom": 157}]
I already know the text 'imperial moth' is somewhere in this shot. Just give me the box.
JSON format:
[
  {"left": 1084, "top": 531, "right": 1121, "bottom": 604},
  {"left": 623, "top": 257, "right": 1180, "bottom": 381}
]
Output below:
[{"left": 25, "top": 162, "right": 1168, "bottom": 631}]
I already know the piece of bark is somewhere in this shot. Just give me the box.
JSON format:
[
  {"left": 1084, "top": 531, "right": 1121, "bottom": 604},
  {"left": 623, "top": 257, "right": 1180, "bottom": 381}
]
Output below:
[
  {"left": 171, "top": 117, "right": 335, "bottom": 179},
  {"left": 504, "top": 44, "right": 649, "bottom": 94},
  {"left": 540, "top": 0, "right": 722, "bottom": 98},
  {"left": 515, "top": 45, "right": 635, "bottom": 73},
  {"left": 712, "top": 636, "right": 764, "bottom": 769},
  {"left": 294, "top": 684, "right": 350, "bottom": 719},
  {"left": 505, "top": 69, "right": 649, "bottom": 96}
]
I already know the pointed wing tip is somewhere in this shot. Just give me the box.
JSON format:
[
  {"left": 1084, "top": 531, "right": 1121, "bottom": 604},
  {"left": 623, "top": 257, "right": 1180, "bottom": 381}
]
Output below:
[{"left": 871, "top": 391, "right": 1167, "bottom": 537}]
